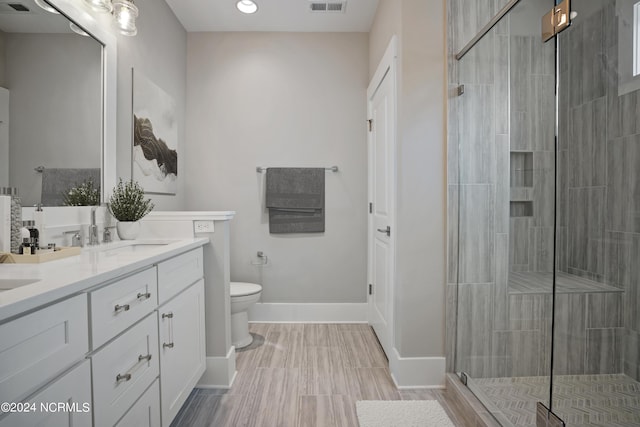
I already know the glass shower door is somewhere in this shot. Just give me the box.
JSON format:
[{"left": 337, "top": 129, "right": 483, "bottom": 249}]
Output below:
[
  {"left": 551, "top": 0, "right": 640, "bottom": 425},
  {"left": 453, "top": 0, "right": 557, "bottom": 425}
]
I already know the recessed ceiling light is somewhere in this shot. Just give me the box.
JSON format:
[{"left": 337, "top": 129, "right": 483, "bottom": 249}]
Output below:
[{"left": 236, "top": 0, "right": 258, "bottom": 14}]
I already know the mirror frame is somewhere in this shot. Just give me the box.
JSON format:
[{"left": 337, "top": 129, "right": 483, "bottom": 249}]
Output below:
[{"left": 46, "top": 0, "right": 117, "bottom": 204}]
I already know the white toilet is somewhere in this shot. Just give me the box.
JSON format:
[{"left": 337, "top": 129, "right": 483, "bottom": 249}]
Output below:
[{"left": 230, "top": 282, "right": 262, "bottom": 349}]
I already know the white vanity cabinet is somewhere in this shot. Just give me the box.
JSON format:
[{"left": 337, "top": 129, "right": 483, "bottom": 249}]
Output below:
[
  {"left": 0, "top": 243, "right": 207, "bottom": 427},
  {"left": 158, "top": 279, "right": 205, "bottom": 425}
]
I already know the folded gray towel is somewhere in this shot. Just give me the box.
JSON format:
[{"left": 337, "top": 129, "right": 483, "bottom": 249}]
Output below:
[
  {"left": 266, "top": 168, "right": 325, "bottom": 233},
  {"left": 269, "top": 208, "right": 325, "bottom": 233},
  {"left": 41, "top": 168, "right": 100, "bottom": 206}
]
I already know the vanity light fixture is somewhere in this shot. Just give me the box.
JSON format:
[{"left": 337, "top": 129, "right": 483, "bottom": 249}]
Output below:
[
  {"left": 34, "top": 0, "right": 59, "bottom": 14},
  {"left": 82, "top": 0, "right": 113, "bottom": 13},
  {"left": 112, "top": 0, "right": 139, "bottom": 36},
  {"left": 236, "top": 0, "right": 258, "bottom": 14}
]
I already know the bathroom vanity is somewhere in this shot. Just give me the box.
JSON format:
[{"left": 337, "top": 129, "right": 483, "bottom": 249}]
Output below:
[{"left": 0, "top": 238, "right": 208, "bottom": 427}]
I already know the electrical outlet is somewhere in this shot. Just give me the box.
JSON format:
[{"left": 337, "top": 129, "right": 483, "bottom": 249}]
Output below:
[{"left": 194, "top": 220, "right": 214, "bottom": 233}]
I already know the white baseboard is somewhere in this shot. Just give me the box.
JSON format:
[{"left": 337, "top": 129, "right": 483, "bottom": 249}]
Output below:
[
  {"left": 248, "top": 302, "right": 367, "bottom": 323},
  {"left": 197, "top": 346, "right": 237, "bottom": 389},
  {"left": 389, "top": 348, "right": 446, "bottom": 389}
]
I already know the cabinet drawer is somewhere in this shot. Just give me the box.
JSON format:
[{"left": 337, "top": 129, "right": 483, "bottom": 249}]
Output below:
[
  {"left": 115, "top": 379, "right": 160, "bottom": 427},
  {"left": 157, "top": 248, "right": 203, "bottom": 304},
  {"left": 92, "top": 313, "right": 159, "bottom": 427},
  {"left": 0, "top": 294, "right": 88, "bottom": 404},
  {"left": 0, "top": 360, "right": 92, "bottom": 427},
  {"left": 90, "top": 267, "right": 158, "bottom": 349}
]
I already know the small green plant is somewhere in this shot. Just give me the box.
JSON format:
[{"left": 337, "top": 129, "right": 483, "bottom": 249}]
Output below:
[
  {"left": 62, "top": 178, "right": 100, "bottom": 206},
  {"left": 108, "top": 178, "right": 154, "bottom": 221}
]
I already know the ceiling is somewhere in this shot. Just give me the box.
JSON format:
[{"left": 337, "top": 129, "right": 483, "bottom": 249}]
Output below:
[{"left": 165, "top": 0, "right": 380, "bottom": 33}]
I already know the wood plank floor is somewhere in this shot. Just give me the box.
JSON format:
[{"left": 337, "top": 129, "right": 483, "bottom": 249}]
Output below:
[{"left": 171, "top": 323, "right": 468, "bottom": 427}]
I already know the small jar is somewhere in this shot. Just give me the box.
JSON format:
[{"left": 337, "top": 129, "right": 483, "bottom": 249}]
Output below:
[
  {"left": 22, "top": 220, "right": 39, "bottom": 250},
  {"left": 19, "top": 238, "right": 32, "bottom": 255}
]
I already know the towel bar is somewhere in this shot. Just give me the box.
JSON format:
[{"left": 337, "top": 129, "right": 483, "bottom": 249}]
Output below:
[{"left": 256, "top": 166, "right": 338, "bottom": 173}]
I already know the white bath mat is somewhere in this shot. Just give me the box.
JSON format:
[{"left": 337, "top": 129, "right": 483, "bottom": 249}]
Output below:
[{"left": 356, "top": 400, "right": 455, "bottom": 427}]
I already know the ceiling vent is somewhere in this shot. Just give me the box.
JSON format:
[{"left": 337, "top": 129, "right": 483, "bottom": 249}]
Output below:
[
  {"left": 0, "top": 1, "right": 31, "bottom": 13},
  {"left": 309, "top": 1, "right": 347, "bottom": 13}
]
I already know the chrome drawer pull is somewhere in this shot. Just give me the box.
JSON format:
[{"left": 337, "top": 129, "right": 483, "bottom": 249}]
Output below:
[
  {"left": 116, "top": 373, "right": 131, "bottom": 382},
  {"left": 162, "top": 312, "right": 173, "bottom": 319},
  {"left": 114, "top": 303, "right": 130, "bottom": 313},
  {"left": 137, "top": 292, "right": 151, "bottom": 300},
  {"left": 163, "top": 342, "right": 174, "bottom": 349},
  {"left": 138, "top": 353, "right": 152, "bottom": 362}
]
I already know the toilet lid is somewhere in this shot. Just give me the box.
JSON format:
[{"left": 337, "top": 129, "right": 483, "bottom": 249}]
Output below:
[{"left": 231, "top": 282, "right": 262, "bottom": 297}]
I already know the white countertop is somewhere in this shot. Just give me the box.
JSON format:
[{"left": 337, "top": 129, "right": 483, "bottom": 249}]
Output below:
[{"left": 0, "top": 238, "right": 209, "bottom": 322}]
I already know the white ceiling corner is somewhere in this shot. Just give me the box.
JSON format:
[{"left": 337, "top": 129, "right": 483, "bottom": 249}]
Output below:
[{"left": 165, "top": 0, "right": 380, "bottom": 32}]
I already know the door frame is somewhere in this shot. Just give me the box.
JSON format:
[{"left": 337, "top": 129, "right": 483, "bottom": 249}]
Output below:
[{"left": 367, "top": 35, "right": 398, "bottom": 359}]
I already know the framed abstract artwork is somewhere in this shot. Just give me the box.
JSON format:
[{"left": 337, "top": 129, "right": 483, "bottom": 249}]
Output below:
[{"left": 132, "top": 69, "right": 178, "bottom": 195}]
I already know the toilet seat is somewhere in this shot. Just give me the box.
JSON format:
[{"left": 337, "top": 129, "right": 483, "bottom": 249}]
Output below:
[{"left": 231, "top": 282, "right": 262, "bottom": 297}]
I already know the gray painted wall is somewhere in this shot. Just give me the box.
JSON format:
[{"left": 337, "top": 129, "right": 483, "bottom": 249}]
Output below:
[
  {"left": 184, "top": 32, "right": 369, "bottom": 304},
  {"left": 114, "top": 0, "right": 187, "bottom": 211},
  {"left": 5, "top": 33, "right": 101, "bottom": 206},
  {"left": 369, "top": 0, "right": 446, "bottom": 358},
  {"left": 0, "top": 30, "right": 5, "bottom": 88},
  {"left": 0, "top": 30, "right": 6, "bottom": 188}
]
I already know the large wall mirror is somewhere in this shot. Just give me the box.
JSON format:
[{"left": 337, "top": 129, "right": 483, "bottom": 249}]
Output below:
[{"left": 0, "top": 0, "right": 116, "bottom": 207}]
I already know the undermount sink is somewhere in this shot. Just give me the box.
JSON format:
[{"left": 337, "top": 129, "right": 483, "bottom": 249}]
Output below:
[
  {"left": 105, "top": 243, "right": 168, "bottom": 253},
  {"left": 0, "top": 278, "right": 40, "bottom": 291},
  {"left": 97, "top": 241, "right": 173, "bottom": 255}
]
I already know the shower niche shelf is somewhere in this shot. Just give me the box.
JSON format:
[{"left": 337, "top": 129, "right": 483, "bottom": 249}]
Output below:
[
  {"left": 510, "top": 151, "right": 533, "bottom": 188},
  {"left": 510, "top": 201, "right": 533, "bottom": 217}
]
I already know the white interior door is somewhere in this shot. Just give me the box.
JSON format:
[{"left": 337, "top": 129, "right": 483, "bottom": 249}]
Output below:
[
  {"left": 0, "top": 88, "right": 9, "bottom": 187},
  {"left": 367, "top": 37, "right": 396, "bottom": 360}
]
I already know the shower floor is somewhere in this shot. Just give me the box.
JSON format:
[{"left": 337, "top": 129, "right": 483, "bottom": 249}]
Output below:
[{"left": 470, "top": 374, "right": 640, "bottom": 427}]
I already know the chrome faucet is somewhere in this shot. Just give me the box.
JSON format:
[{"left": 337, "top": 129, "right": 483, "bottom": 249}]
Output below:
[{"left": 88, "top": 206, "right": 99, "bottom": 246}]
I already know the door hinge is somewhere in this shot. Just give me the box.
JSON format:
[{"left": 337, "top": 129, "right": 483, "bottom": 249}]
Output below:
[
  {"left": 457, "top": 84, "right": 465, "bottom": 96},
  {"left": 367, "top": 119, "right": 373, "bottom": 132},
  {"left": 369, "top": 202, "right": 373, "bottom": 213},
  {"left": 368, "top": 284, "right": 373, "bottom": 295},
  {"left": 542, "top": 0, "right": 571, "bottom": 42}
]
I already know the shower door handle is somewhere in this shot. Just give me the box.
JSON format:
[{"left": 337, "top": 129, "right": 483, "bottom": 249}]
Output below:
[{"left": 377, "top": 226, "right": 391, "bottom": 237}]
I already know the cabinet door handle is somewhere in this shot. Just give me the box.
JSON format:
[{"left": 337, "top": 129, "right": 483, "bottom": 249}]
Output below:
[
  {"left": 138, "top": 353, "right": 152, "bottom": 362},
  {"left": 116, "top": 373, "right": 132, "bottom": 382},
  {"left": 162, "top": 312, "right": 173, "bottom": 319},
  {"left": 114, "top": 303, "right": 130, "bottom": 313},
  {"left": 137, "top": 292, "right": 151, "bottom": 300},
  {"left": 163, "top": 342, "right": 174, "bottom": 349}
]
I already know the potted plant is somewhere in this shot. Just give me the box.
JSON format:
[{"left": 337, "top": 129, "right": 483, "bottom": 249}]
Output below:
[
  {"left": 108, "top": 178, "right": 154, "bottom": 240},
  {"left": 62, "top": 178, "right": 100, "bottom": 206}
]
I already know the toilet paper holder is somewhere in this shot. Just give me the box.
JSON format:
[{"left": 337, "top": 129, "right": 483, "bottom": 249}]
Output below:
[{"left": 251, "top": 251, "right": 268, "bottom": 265}]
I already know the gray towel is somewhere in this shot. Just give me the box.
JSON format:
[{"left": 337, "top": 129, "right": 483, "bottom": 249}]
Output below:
[
  {"left": 41, "top": 168, "right": 100, "bottom": 206},
  {"left": 268, "top": 208, "right": 325, "bottom": 233},
  {"left": 266, "top": 168, "right": 325, "bottom": 233}
]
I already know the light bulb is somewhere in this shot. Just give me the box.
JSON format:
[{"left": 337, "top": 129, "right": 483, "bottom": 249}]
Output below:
[
  {"left": 113, "top": 0, "right": 139, "bottom": 36},
  {"left": 83, "top": 0, "right": 113, "bottom": 13}
]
